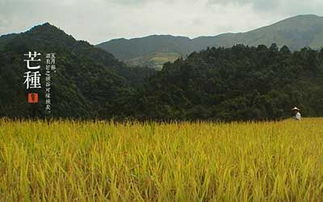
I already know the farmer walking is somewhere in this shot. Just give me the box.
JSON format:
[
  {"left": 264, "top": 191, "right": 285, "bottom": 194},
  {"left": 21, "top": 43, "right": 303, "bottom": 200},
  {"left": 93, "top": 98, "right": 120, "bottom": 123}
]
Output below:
[{"left": 292, "top": 107, "right": 301, "bottom": 120}]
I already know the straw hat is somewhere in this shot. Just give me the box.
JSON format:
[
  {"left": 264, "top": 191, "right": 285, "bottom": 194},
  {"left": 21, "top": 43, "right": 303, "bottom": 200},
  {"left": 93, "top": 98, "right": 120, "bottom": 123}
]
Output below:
[{"left": 291, "top": 107, "right": 300, "bottom": 111}]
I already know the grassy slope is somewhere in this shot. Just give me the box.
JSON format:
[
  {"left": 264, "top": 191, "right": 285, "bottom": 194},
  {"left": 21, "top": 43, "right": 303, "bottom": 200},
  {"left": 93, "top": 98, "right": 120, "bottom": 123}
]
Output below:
[{"left": 126, "top": 52, "right": 182, "bottom": 70}]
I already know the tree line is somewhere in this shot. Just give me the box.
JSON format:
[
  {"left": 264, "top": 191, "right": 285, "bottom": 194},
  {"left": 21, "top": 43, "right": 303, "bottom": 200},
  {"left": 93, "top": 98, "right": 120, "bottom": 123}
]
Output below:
[{"left": 1, "top": 24, "right": 322, "bottom": 121}]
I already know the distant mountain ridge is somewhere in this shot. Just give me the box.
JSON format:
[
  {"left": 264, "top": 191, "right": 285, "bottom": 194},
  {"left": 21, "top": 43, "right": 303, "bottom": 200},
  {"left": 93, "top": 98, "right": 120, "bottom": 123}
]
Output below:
[{"left": 97, "top": 14, "right": 323, "bottom": 69}]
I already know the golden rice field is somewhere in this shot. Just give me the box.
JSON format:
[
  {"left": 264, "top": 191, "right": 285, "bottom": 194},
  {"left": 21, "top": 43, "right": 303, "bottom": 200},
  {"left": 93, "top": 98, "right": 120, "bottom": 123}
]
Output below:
[{"left": 0, "top": 118, "right": 322, "bottom": 201}]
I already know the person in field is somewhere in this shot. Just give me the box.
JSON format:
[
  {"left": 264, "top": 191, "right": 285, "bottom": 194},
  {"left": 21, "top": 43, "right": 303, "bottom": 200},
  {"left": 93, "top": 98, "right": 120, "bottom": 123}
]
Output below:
[{"left": 292, "top": 107, "right": 301, "bottom": 120}]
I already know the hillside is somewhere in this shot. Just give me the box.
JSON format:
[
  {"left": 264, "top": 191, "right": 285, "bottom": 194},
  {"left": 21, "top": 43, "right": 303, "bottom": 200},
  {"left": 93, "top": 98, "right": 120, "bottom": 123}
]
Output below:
[
  {"left": 98, "top": 35, "right": 193, "bottom": 69},
  {"left": 0, "top": 23, "right": 155, "bottom": 119},
  {"left": 126, "top": 44, "right": 323, "bottom": 121},
  {"left": 1, "top": 23, "right": 323, "bottom": 121},
  {"left": 97, "top": 15, "right": 323, "bottom": 69}
]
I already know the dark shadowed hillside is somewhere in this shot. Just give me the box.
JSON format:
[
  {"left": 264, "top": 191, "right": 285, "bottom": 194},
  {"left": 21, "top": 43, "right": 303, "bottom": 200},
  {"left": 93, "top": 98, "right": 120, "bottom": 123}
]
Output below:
[{"left": 0, "top": 23, "right": 155, "bottom": 119}]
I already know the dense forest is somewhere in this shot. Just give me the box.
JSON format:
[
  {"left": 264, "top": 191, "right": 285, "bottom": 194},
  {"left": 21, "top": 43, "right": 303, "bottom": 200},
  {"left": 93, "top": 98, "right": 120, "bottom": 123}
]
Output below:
[
  {"left": 1, "top": 23, "right": 323, "bottom": 121},
  {"left": 127, "top": 45, "right": 323, "bottom": 121}
]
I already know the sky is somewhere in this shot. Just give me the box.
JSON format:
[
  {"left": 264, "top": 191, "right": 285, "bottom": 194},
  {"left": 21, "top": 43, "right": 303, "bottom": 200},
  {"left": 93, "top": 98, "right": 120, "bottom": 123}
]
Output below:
[{"left": 0, "top": 0, "right": 323, "bottom": 44}]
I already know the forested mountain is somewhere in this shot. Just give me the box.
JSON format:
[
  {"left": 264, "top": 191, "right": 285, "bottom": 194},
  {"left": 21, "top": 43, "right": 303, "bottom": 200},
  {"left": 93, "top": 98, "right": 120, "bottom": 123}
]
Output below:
[
  {"left": 0, "top": 23, "right": 155, "bottom": 119},
  {"left": 97, "top": 15, "right": 323, "bottom": 69},
  {"left": 125, "top": 44, "right": 323, "bottom": 121},
  {"left": 1, "top": 23, "right": 323, "bottom": 121}
]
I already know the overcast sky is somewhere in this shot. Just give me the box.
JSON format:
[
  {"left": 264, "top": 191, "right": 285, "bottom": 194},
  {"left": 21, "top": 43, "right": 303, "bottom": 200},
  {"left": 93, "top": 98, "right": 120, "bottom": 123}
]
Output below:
[{"left": 1, "top": 0, "right": 323, "bottom": 44}]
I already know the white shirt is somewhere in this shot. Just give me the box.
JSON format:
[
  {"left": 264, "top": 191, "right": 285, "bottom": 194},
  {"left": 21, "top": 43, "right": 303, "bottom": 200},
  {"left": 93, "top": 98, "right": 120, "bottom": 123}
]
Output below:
[{"left": 295, "top": 112, "right": 301, "bottom": 120}]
